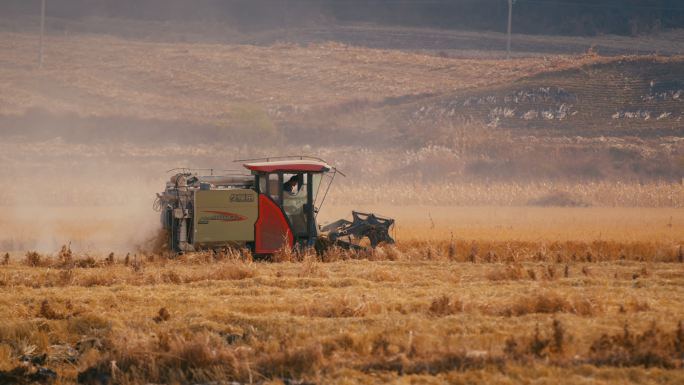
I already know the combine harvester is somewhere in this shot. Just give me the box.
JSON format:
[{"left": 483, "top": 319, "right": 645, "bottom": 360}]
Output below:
[{"left": 154, "top": 157, "right": 394, "bottom": 254}]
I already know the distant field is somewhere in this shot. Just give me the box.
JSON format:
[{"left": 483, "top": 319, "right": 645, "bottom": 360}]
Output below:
[
  {"left": 321, "top": 206, "right": 684, "bottom": 243},
  {"left": 1, "top": 205, "right": 681, "bottom": 254}
]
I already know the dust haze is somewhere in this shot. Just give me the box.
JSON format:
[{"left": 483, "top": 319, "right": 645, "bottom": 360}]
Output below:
[{"left": 1, "top": 1, "right": 683, "bottom": 253}]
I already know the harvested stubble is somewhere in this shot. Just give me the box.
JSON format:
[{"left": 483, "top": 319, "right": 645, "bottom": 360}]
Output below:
[{"left": 1, "top": 241, "right": 684, "bottom": 384}]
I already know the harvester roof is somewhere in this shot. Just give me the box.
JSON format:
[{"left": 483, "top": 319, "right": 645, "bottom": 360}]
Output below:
[{"left": 243, "top": 160, "right": 331, "bottom": 173}]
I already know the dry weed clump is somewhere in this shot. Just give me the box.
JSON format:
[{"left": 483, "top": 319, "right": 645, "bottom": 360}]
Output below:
[
  {"left": 298, "top": 254, "right": 327, "bottom": 278},
  {"left": 0, "top": 366, "right": 57, "bottom": 384},
  {"left": 55, "top": 244, "right": 99, "bottom": 269},
  {"left": 504, "top": 319, "right": 568, "bottom": 361},
  {"left": 24, "top": 251, "right": 46, "bottom": 267},
  {"left": 20, "top": 245, "right": 104, "bottom": 271},
  {"left": 588, "top": 322, "right": 684, "bottom": 368},
  {"left": 486, "top": 264, "right": 527, "bottom": 281},
  {"left": 208, "top": 262, "right": 258, "bottom": 281},
  {"left": 358, "top": 266, "right": 399, "bottom": 282},
  {"left": 77, "top": 271, "right": 117, "bottom": 287},
  {"left": 66, "top": 313, "right": 111, "bottom": 336},
  {"left": 82, "top": 333, "right": 243, "bottom": 385},
  {"left": 160, "top": 270, "right": 183, "bottom": 284},
  {"left": 428, "top": 295, "right": 466, "bottom": 316},
  {"left": 493, "top": 291, "right": 601, "bottom": 317},
  {"left": 74, "top": 256, "right": 98, "bottom": 269},
  {"left": 320, "top": 333, "right": 360, "bottom": 357},
  {"left": 57, "top": 244, "right": 73, "bottom": 266},
  {"left": 619, "top": 298, "right": 651, "bottom": 314},
  {"left": 38, "top": 300, "right": 64, "bottom": 320},
  {"left": 153, "top": 307, "right": 171, "bottom": 323},
  {"left": 256, "top": 343, "right": 324, "bottom": 380},
  {"left": 318, "top": 244, "right": 347, "bottom": 262},
  {"left": 372, "top": 245, "right": 406, "bottom": 261},
  {"left": 361, "top": 350, "right": 503, "bottom": 375},
  {"left": 272, "top": 241, "right": 296, "bottom": 263},
  {"left": 487, "top": 263, "right": 557, "bottom": 281},
  {"left": 293, "top": 296, "right": 383, "bottom": 318}
]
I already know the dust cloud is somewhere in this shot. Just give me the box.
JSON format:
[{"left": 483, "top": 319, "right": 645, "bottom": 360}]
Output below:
[
  {"left": 1, "top": 152, "right": 163, "bottom": 254},
  {"left": 0, "top": 119, "right": 271, "bottom": 255}
]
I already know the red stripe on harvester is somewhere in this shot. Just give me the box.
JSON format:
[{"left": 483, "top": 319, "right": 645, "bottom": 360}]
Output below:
[{"left": 255, "top": 194, "right": 293, "bottom": 254}]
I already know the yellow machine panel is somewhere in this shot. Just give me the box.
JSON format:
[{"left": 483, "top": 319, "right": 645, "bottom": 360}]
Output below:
[{"left": 192, "top": 189, "right": 258, "bottom": 245}]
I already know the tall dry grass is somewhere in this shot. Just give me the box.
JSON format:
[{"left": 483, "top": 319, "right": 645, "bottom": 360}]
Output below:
[
  {"left": 0, "top": 221, "right": 683, "bottom": 384},
  {"left": 331, "top": 181, "right": 684, "bottom": 207}
]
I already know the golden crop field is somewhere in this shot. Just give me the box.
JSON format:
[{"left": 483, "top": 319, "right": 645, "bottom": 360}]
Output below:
[{"left": 1, "top": 208, "right": 683, "bottom": 384}]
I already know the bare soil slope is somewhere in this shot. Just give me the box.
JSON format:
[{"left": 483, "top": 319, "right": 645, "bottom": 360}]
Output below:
[
  {"left": 0, "top": 32, "right": 569, "bottom": 128},
  {"left": 394, "top": 57, "right": 684, "bottom": 136}
]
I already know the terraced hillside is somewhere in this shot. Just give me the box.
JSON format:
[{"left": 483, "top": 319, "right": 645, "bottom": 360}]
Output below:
[
  {"left": 400, "top": 57, "right": 684, "bottom": 136},
  {"left": 278, "top": 56, "right": 683, "bottom": 182},
  {"left": 292, "top": 56, "right": 684, "bottom": 140},
  {"left": 0, "top": 32, "right": 570, "bottom": 131},
  {"left": 2, "top": 30, "right": 682, "bottom": 143}
]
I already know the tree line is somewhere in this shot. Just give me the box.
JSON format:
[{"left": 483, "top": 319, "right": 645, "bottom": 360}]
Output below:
[{"left": 2, "top": 0, "right": 682, "bottom": 36}]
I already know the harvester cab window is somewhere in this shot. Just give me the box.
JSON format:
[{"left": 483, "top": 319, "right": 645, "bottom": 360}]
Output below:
[
  {"left": 311, "top": 173, "right": 322, "bottom": 207},
  {"left": 258, "top": 176, "right": 265, "bottom": 195},
  {"left": 266, "top": 173, "right": 281, "bottom": 203},
  {"left": 283, "top": 173, "right": 308, "bottom": 236}
]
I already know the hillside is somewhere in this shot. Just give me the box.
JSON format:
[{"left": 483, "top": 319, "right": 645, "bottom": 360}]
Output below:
[
  {"left": 396, "top": 57, "right": 684, "bottom": 136},
  {"left": 0, "top": 29, "right": 682, "bottom": 205},
  {"left": 0, "top": 32, "right": 585, "bottom": 132}
]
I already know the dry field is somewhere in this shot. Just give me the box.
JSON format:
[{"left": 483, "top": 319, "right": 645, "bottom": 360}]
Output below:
[
  {"left": 1, "top": 211, "right": 683, "bottom": 384},
  {"left": 1, "top": 246, "right": 684, "bottom": 385},
  {"left": 320, "top": 206, "right": 684, "bottom": 243}
]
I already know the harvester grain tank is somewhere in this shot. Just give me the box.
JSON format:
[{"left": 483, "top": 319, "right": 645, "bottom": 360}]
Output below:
[{"left": 155, "top": 157, "right": 394, "bottom": 253}]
